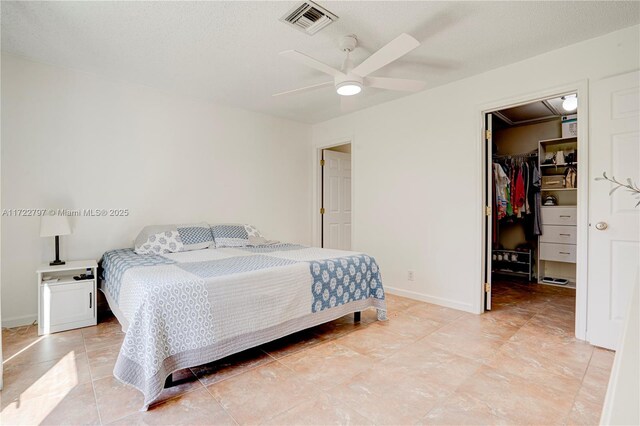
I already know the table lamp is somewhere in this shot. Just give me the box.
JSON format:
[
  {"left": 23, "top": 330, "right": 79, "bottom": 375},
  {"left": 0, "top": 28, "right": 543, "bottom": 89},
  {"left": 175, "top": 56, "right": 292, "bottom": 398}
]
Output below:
[{"left": 40, "top": 215, "right": 72, "bottom": 266}]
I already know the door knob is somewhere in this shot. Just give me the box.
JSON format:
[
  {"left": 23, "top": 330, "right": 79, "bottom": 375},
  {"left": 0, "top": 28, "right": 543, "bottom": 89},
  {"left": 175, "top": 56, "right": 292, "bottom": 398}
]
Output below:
[{"left": 595, "top": 222, "right": 608, "bottom": 230}]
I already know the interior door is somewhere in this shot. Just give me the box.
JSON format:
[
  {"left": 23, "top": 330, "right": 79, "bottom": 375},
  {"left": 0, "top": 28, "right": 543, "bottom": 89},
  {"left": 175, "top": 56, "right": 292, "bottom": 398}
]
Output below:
[
  {"left": 485, "top": 113, "right": 493, "bottom": 310},
  {"left": 588, "top": 70, "right": 640, "bottom": 350},
  {"left": 322, "top": 150, "right": 352, "bottom": 250}
]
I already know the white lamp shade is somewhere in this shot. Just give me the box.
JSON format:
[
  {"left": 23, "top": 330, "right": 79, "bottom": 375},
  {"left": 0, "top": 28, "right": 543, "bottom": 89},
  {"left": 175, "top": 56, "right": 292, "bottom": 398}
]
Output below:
[{"left": 40, "top": 215, "right": 72, "bottom": 237}]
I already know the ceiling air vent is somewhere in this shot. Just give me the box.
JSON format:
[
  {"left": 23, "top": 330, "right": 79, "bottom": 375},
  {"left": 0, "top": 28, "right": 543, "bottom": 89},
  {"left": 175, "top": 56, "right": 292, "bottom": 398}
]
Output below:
[{"left": 280, "top": 1, "right": 338, "bottom": 35}]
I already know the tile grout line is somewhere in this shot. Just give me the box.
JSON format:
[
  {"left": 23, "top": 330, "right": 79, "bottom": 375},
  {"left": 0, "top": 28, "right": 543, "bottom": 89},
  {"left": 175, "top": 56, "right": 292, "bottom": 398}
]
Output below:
[
  {"left": 82, "top": 327, "right": 104, "bottom": 426},
  {"left": 562, "top": 345, "right": 597, "bottom": 425},
  {"left": 201, "top": 383, "right": 241, "bottom": 426}
]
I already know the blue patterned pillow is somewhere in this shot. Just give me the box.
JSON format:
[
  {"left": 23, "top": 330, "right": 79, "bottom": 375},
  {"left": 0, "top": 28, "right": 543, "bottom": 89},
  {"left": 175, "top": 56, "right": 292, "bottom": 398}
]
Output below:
[
  {"left": 177, "top": 222, "right": 214, "bottom": 251},
  {"left": 211, "top": 224, "right": 263, "bottom": 248}
]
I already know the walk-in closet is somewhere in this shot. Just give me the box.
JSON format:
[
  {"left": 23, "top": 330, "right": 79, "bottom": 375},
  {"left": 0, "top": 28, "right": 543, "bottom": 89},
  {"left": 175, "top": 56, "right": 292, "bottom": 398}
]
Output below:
[{"left": 486, "top": 94, "right": 579, "bottom": 311}]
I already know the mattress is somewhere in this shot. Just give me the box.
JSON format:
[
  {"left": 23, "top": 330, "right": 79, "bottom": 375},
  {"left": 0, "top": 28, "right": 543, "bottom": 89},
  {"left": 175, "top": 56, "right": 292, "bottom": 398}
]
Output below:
[{"left": 99, "top": 243, "right": 387, "bottom": 408}]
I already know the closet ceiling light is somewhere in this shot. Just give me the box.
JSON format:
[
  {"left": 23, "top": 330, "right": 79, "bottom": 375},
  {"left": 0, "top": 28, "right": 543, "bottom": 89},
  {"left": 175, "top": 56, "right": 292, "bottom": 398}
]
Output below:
[
  {"left": 562, "top": 94, "right": 578, "bottom": 112},
  {"left": 336, "top": 81, "right": 362, "bottom": 96}
]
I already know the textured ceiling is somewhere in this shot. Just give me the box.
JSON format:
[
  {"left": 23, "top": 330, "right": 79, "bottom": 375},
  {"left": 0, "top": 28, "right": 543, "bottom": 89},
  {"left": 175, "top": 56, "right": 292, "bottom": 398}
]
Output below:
[{"left": 2, "top": 1, "right": 638, "bottom": 123}]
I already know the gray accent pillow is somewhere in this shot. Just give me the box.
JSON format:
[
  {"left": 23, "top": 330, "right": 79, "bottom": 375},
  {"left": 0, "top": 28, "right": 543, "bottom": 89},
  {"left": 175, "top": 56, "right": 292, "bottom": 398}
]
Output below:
[
  {"left": 210, "top": 223, "right": 264, "bottom": 248},
  {"left": 176, "top": 222, "right": 214, "bottom": 251}
]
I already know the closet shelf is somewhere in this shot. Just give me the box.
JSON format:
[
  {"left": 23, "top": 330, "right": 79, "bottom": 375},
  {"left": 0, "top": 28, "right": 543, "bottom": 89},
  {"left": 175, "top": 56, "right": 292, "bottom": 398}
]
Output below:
[
  {"left": 539, "top": 281, "right": 576, "bottom": 289},
  {"left": 538, "top": 136, "right": 578, "bottom": 144},
  {"left": 494, "top": 260, "right": 530, "bottom": 265},
  {"left": 491, "top": 249, "right": 530, "bottom": 254},
  {"left": 541, "top": 188, "right": 577, "bottom": 191},
  {"left": 492, "top": 249, "right": 533, "bottom": 281},
  {"left": 540, "top": 163, "right": 578, "bottom": 168},
  {"left": 492, "top": 269, "right": 531, "bottom": 276}
]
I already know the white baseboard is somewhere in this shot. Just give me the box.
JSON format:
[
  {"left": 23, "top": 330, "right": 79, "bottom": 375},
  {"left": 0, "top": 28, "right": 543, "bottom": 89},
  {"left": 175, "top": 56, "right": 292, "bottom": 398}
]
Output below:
[
  {"left": 2, "top": 314, "right": 37, "bottom": 328},
  {"left": 384, "top": 286, "right": 478, "bottom": 314}
]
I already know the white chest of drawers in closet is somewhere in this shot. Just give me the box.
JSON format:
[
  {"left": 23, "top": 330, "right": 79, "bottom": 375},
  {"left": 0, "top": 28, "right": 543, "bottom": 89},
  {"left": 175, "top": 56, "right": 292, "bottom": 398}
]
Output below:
[{"left": 540, "top": 206, "right": 577, "bottom": 263}]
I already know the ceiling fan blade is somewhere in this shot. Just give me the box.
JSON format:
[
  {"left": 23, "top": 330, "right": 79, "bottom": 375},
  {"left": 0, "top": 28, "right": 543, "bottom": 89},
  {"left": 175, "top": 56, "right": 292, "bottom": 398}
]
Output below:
[
  {"left": 365, "top": 76, "right": 426, "bottom": 92},
  {"left": 280, "top": 50, "right": 344, "bottom": 78},
  {"left": 352, "top": 33, "right": 420, "bottom": 77},
  {"left": 272, "top": 81, "right": 334, "bottom": 97}
]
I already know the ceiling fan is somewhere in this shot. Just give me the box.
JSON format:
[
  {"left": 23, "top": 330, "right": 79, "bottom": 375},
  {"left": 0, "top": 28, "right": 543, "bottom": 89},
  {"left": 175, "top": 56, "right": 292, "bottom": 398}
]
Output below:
[{"left": 273, "top": 33, "right": 426, "bottom": 98}]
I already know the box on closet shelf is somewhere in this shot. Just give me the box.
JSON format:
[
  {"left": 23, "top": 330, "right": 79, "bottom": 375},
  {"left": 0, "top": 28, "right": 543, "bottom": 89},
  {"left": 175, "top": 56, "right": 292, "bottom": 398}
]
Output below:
[
  {"left": 542, "top": 175, "right": 566, "bottom": 189},
  {"left": 561, "top": 114, "right": 577, "bottom": 138}
]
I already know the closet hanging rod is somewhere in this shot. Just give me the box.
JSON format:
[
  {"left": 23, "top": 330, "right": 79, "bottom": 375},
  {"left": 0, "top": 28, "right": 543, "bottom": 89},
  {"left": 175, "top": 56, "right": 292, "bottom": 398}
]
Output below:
[{"left": 492, "top": 151, "right": 538, "bottom": 159}]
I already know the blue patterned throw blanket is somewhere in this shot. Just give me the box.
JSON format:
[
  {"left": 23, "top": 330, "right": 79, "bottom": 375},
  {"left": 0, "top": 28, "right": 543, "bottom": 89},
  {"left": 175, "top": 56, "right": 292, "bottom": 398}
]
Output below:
[
  {"left": 310, "top": 255, "right": 384, "bottom": 312},
  {"left": 100, "top": 244, "right": 386, "bottom": 409}
]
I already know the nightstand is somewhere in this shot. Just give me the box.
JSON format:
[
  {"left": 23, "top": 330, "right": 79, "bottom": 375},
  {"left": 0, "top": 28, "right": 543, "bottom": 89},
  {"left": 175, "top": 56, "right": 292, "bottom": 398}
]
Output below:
[{"left": 37, "top": 260, "right": 98, "bottom": 335}]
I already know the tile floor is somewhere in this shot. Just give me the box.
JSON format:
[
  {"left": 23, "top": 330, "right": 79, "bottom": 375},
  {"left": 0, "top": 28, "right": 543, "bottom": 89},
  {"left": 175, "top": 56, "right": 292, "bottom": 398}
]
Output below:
[{"left": 1, "top": 281, "right": 614, "bottom": 425}]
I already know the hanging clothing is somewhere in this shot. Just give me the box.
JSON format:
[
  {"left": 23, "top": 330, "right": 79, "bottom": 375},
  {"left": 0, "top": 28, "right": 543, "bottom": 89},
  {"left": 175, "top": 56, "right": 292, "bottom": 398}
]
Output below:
[
  {"left": 523, "top": 162, "right": 531, "bottom": 214},
  {"left": 532, "top": 164, "right": 542, "bottom": 236},
  {"left": 509, "top": 164, "right": 516, "bottom": 216},
  {"left": 492, "top": 155, "right": 541, "bottom": 240},
  {"left": 514, "top": 164, "right": 525, "bottom": 218},
  {"left": 493, "top": 163, "right": 510, "bottom": 220},
  {"left": 492, "top": 168, "right": 499, "bottom": 245}
]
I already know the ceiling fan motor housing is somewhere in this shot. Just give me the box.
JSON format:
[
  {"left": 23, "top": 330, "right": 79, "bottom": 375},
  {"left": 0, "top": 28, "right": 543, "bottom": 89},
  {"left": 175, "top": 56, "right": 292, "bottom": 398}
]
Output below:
[
  {"left": 335, "top": 73, "right": 363, "bottom": 87},
  {"left": 339, "top": 34, "right": 358, "bottom": 52},
  {"left": 337, "top": 34, "right": 361, "bottom": 93}
]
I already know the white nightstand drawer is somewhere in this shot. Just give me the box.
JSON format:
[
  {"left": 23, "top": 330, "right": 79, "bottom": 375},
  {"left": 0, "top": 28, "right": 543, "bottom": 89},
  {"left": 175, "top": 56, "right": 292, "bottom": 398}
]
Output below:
[
  {"left": 540, "top": 243, "right": 577, "bottom": 263},
  {"left": 541, "top": 207, "right": 577, "bottom": 226},
  {"left": 540, "top": 225, "right": 577, "bottom": 245},
  {"left": 41, "top": 280, "right": 95, "bottom": 334}
]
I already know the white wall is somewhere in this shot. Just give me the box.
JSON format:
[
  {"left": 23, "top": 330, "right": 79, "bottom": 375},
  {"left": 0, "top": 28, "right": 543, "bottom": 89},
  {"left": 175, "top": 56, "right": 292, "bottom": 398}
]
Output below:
[
  {"left": 494, "top": 119, "right": 561, "bottom": 155},
  {"left": 311, "top": 25, "right": 640, "bottom": 313},
  {"left": 1, "top": 54, "right": 312, "bottom": 326},
  {"left": 601, "top": 274, "right": 640, "bottom": 425}
]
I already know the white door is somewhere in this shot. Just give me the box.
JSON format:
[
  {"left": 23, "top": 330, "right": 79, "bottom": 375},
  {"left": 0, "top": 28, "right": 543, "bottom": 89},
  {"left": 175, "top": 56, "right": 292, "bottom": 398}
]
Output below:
[
  {"left": 588, "top": 70, "right": 640, "bottom": 350},
  {"left": 485, "top": 113, "right": 493, "bottom": 310},
  {"left": 322, "top": 150, "right": 352, "bottom": 250}
]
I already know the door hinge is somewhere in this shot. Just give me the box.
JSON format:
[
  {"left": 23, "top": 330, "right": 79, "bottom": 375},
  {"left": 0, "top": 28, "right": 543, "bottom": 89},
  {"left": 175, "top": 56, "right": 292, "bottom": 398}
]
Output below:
[
  {"left": 320, "top": 159, "right": 325, "bottom": 166},
  {"left": 485, "top": 206, "right": 492, "bottom": 216},
  {"left": 485, "top": 282, "right": 491, "bottom": 293},
  {"left": 320, "top": 208, "right": 325, "bottom": 215},
  {"left": 485, "top": 129, "right": 492, "bottom": 140}
]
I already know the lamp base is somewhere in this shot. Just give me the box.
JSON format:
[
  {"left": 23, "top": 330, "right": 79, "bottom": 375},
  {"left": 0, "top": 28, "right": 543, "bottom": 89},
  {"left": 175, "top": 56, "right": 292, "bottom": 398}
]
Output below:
[{"left": 50, "top": 235, "right": 66, "bottom": 266}]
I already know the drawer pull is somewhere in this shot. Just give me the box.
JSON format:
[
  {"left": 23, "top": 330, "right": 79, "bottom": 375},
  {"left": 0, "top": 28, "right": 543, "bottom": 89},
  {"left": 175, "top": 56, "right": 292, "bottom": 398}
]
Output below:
[
  {"left": 559, "top": 233, "right": 571, "bottom": 236},
  {"left": 89, "top": 292, "right": 92, "bottom": 309},
  {"left": 559, "top": 252, "right": 571, "bottom": 255},
  {"left": 559, "top": 215, "right": 572, "bottom": 218}
]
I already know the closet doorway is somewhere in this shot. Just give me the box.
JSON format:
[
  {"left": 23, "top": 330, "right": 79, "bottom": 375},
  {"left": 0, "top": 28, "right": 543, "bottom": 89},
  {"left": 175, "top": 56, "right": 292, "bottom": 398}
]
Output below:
[
  {"left": 483, "top": 94, "right": 582, "bottom": 330},
  {"left": 320, "top": 143, "right": 352, "bottom": 250}
]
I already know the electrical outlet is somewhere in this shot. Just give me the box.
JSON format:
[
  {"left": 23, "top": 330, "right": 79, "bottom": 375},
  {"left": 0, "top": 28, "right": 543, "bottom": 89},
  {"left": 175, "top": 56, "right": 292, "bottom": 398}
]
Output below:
[{"left": 408, "top": 270, "right": 415, "bottom": 281}]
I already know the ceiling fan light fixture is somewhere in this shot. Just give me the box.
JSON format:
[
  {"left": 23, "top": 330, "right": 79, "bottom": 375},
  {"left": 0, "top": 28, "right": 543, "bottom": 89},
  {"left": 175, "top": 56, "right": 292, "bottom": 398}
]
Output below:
[
  {"left": 336, "top": 81, "right": 362, "bottom": 96},
  {"left": 562, "top": 94, "right": 578, "bottom": 112}
]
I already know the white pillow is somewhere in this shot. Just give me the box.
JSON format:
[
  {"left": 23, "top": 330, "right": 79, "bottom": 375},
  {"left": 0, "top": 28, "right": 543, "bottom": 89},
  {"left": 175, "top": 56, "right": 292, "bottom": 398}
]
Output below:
[
  {"left": 135, "top": 230, "right": 184, "bottom": 255},
  {"left": 134, "top": 222, "right": 213, "bottom": 253}
]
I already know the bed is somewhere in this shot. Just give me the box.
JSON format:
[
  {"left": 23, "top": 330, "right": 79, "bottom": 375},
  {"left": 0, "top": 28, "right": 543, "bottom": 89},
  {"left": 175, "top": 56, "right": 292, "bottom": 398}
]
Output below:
[{"left": 99, "top": 242, "right": 387, "bottom": 409}]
